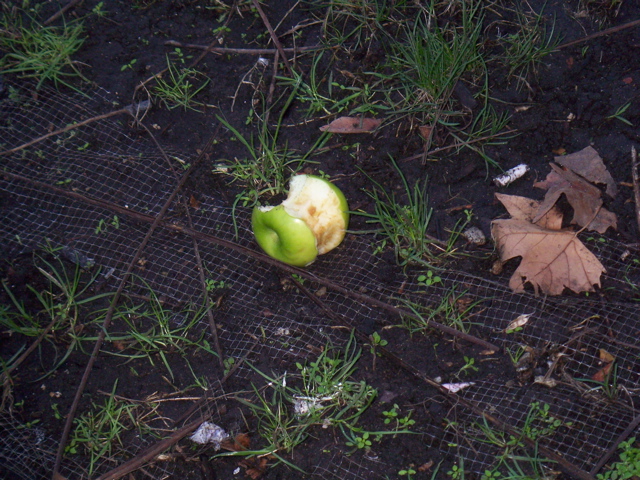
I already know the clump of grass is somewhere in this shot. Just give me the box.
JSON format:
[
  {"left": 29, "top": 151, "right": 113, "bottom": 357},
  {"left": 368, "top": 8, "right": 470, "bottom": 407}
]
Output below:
[
  {"left": 230, "top": 333, "right": 377, "bottom": 468},
  {"left": 214, "top": 79, "right": 331, "bottom": 235},
  {"left": 497, "top": 6, "right": 561, "bottom": 86},
  {"left": 152, "top": 56, "right": 210, "bottom": 111},
  {"left": 390, "top": 2, "right": 484, "bottom": 112},
  {"left": 319, "top": 0, "right": 403, "bottom": 53},
  {"left": 0, "top": 14, "right": 87, "bottom": 93},
  {"left": 356, "top": 157, "right": 465, "bottom": 267},
  {"left": 401, "top": 285, "right": 481, "bottom": 334},
  {"left": 67, "top": 381, "right": 147, "bottom": 476}
]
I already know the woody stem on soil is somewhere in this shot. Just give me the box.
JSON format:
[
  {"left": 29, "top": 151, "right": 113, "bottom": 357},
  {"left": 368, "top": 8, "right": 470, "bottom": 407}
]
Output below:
[
  {"left": 51, "top": 127, "right": 220, "bottom": 479},
  {"left": 1, "top": 167, "right": 501, "bottom": 353},
  {"left": 632, "top": 147, "right": 640, "bottom": 235},
  {"left": 184, "top": 204, "right": 225, "bottom": 371},
  {"left": 290, "top": 277, "right": 595, "bottom": 480},
  {"left": 250, "top": 0, "right": 293, "bottom": 77}
]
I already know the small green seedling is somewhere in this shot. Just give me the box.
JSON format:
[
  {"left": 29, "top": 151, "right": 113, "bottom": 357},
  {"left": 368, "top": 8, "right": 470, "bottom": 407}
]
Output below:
[
  {"left": 456, "top": 356, "right": 479, "bottom": 378},
  {"left": 223, "top": 357, "right": 235, "bottom": 376},
  {"left": 369, "top": 331, "right": 387, "bottom": 354},
  {"left": 205, "top": 279, "right": 227, "bottom": 291},
  {"left": 120, "top": 58, "right": 137, "bottom": 71},
  {"left": 597, "top": 437, "right": 640, "bottom": 479},
  {"left": 345, "top": 430, "right": 372, "bottom": 452},
  {"left": 607, "top": 102, "right": 633, "bottom": 126},
  {"left": 382, "top": 404, "right": 416, "bottom": 432},
  {"left": 418, "top": 270, "right": 442, "bottom": 287},
  {"left": 399, "top": 467, "right": 417, "bottom": 479}
]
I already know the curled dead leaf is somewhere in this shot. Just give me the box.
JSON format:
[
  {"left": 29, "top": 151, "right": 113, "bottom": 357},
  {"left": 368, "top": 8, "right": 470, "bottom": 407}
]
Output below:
[
  {"left": 534, "top": 163, "right": 617, "bottom": 233},
  {"left": 554, "top": 146, "right": 617, "bottom": 198},
  {"left": 599, "top": 349, "right": 615, "bottom": 363}
]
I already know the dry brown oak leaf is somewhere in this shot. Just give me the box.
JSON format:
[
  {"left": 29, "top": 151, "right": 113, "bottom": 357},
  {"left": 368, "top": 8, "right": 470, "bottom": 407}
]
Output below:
[
  {"left": 492, "top": 194, "right": 606, "bottom": 295},
  {"left": 533, "top": 163, "right": 617, "bottom": 234}
]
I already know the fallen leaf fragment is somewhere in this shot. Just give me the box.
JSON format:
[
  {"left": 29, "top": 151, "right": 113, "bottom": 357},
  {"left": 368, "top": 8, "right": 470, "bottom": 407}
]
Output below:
[
  {"left": 189, "top": 194, "right": 201, "bottom": 209},
  {"left": 599, "top": 349, "right": 615, "bottom": 363},
  {"left": 592, "top": 361, "right": 614, "bottom": 382},
  {"left": 418, "top": 460, "right": 435, "bottom": 472},
  {"left": 554, "top": 146, "right": 617, "bottom": 197},
  {"left": 491, "top": 219, "right": 606, "bottom": 295},
  {"left": 442, "top": 382, "right": 475, "bottom": 393},
  {"left": 534, "top": 376, "right": 558, "bottom": 388},
  {"left": 505, "top": 313, "right": 532, "bottom": 332},
  {"left": 240, "top": 457, "right": 269, "bottom": 480},
  {"left": 418, "top": 125, "right": 433, "bottom": 140},
  {"left": 495, "top": 193, "right": 562, "bottom": 229},
  {"left": 534, "top": 163, "right": 617, "bottom": 233},
  {"left": 319, "top": 116, "right": 381, "bottom": 133}
]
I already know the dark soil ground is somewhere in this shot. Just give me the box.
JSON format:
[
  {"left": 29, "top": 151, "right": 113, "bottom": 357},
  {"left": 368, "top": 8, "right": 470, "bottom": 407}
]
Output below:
[{"left": 2, "top": 1, "right": 640, "bottom": 479}]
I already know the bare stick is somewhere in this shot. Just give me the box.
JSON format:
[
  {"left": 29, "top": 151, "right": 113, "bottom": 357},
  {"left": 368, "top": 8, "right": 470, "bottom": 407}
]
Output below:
[
  {"left": 0, "top": 105, "right": 142, "bottom": 157},
  {"left": 94, "top": 418, "right": 204, "bottom": 480},
  {"left": 185, "top": 205, "right": 225, "bottom": 370},
  {"left": 555, "top": 19, "right": 640, "bottom": 50},
  {"left": 632, "top": 147, "right": 640, "bottom": 235},
  {"left": 250, "top": 0, "right": 293, "bottom": 76},
  {"left": 43, "top": 0, "right": 82, "bottom": 26},
  {"left": 164, "top": 40, "right": 320, "bottom": 55},
  {"left": 590, "top": 413, "right": 640, "bottom": 476},
  {"left": 51, "top": 129, "right": 219, "bottom": 479}
]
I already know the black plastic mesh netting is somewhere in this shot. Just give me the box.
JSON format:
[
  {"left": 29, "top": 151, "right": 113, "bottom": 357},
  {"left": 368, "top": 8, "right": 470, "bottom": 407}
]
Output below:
[{"left": 1, "top": 83, "right": 639, "bottom": 479}]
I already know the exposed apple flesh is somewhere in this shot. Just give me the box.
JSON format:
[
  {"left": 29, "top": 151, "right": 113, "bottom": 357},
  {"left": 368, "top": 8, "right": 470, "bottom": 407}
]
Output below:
[
  {"left": 252, "top": 175, "right": 349, "bottom": 266},
  {"left": 281, "top": 175, "right": 349, "bottom": 255}
]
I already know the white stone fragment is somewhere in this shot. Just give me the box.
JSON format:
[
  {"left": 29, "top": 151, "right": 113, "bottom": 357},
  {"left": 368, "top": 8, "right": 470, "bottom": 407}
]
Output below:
[
  {"left": 493, "top": 164, "right": 529, "bottom": 187},
  {"left": 442, "top": 382, "right": 475, "bottom": 393},
  {"left": 462, "top": 226, "right": 486, "bottom": 246},
  {"left": 189, "top": 422, "right": 229, "bottom": 449}
]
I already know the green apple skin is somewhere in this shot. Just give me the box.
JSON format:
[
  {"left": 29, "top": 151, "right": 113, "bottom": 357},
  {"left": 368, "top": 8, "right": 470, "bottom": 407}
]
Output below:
[{"left": 252, "top": 205, "right": 318, "bottom": 266}]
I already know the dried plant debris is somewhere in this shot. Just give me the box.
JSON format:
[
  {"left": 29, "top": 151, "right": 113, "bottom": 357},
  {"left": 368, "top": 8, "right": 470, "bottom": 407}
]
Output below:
[
  {"left": 492, "top": 194, "right": 606, "bottom": 295},
  {"left": 491, "top": 147, "right": 616, "bottom": 295},
  {"left": 319, "top": 116, "right": 381, "bottom": 133},
  {"left": 534, "top": 163, "right": 617, "bottom": 234},
  {"left": 554, "top": 146, "right": 617, "bottom": 198}
]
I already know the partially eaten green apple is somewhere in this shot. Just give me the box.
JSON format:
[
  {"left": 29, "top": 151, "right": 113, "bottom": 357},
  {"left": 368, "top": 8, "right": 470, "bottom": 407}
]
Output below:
[{"left": 252, "top": 175, "right": 349, "bottom": 266}]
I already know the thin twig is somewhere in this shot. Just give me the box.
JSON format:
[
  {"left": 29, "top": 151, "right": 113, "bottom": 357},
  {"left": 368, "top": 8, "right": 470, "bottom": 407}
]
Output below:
[
  {"left": 263, "top": 49, "right": 280, "bottom": 126},
  {"left": 94, "top": 418, "right": 204, "bottom": 480},
  {"left": 631, "top": 147, "right": 640, "bottom": 235},
  {"left": 184, "top": 203, "right": 225, "bottom": 370},
  {"left": 250, "top": 0, "right": 293, "bottom": 76},
  {"left": 164, "top": 40, "right": 320, "bottom": 55},
  {"left": 555, "top": 19, "right": 640, "bottom": 50},
  {"left": 43, "top": 0, "right": 82, "bottom": 26},
  {"left": 51, "top": 127, "right": 218, "bottom": 479},
  {"left": 399, "top": 129, "right": 518, "bottom": 163},
  {"left": 0, "top": 313, "right": 57, "bottom": 382},
  {"left": 0, "top": 105, "right": 142, "bottom": 157},
  {"left": 590, "top": 413, "right": 640, "bottom": 476},
  {"left": 2, "top": 168, "right": 503, "bottom": 353}
]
